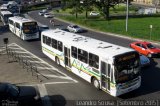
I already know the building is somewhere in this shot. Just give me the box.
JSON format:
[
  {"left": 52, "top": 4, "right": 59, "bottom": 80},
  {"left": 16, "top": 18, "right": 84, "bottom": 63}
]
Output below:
[{"left": 133, "top": 0, "right": 160, "bottom": 6}]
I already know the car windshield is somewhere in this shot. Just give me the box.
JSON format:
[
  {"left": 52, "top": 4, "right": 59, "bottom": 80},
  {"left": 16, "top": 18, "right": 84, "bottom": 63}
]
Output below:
[
  {"left": 146, "top": 43, "right": 155, "bottom": 49},
  {"left": 73, "top": 25, "right": 79, "bottom": 28},
  {"left": 6, "top": 84, "right": 19, "bottom": 97}
]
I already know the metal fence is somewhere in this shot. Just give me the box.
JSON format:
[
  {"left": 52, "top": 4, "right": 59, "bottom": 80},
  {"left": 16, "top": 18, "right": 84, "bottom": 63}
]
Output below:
[{"left": 6, "top": 47, "right": 48, "bottom": 82}]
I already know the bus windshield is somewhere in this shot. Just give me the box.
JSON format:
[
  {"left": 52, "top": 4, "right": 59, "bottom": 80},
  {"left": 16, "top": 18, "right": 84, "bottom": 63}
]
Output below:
[
  {"left": 114, "top": 52, "right": 140, "bottom": 83},
  {"left": 23, "top": 22, "right": 38, "bottom": 34}
]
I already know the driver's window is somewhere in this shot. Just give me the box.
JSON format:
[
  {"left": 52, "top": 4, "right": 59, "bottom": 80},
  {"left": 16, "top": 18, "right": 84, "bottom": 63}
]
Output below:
[
  {"left": 142, "top": 45, "right": 146, "bottom": 49},
  {"left": 136, "top": 43, "right": 141, "bottom": 47}
]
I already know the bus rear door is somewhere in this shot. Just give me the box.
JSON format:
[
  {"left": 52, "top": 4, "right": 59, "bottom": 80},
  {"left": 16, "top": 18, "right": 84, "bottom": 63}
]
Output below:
[
  {"left": 64, "top": 46, "right": 71, "bottom": 69},
  {"left": 101, "top": 61, "right": 111, "bottom": 92}
]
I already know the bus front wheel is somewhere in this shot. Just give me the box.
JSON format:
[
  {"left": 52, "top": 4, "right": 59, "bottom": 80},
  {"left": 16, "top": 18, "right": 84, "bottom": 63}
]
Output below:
[{"left": 92, "top": 78, "right": 100, "bottom": 90}]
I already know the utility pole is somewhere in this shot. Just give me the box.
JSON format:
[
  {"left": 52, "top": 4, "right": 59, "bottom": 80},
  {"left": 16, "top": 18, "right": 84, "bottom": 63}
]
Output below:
[{"left": 126, "top": 0, "right": 129, "bottom": 32}]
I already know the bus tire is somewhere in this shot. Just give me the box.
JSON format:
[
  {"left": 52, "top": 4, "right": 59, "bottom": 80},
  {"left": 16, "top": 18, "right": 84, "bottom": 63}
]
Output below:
[
  {"left": 92, "top": 77, "right": 100, "bottom": 90},
  {"left": 55, "top": 57, "right": 60, "bottom": 65}
]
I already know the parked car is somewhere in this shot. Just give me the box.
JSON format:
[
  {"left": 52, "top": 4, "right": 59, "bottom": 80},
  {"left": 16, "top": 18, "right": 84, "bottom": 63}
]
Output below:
[
  {"left": 38, "top": 11, "right": 44, "bottom": 16},
  {"left": 140, "top": 54, "right": 150, "bottom": 67},
  {"left": 46, "top": 6, "right": 52, "bottom": 10},
  {"left": 44, "top": 13, "right": 54, "bottom": 18},
  {"left": 42, "top": 9, "right": 47, "bottom": 13},
  {"left": 89, "top": 11, "right": 99, "bottom": 16},
  {"left": 0, "top": 82, "right": 40, "bottom": 105},
  {"left": 130, "top": 41, "right": 160, "bottom": 57},
  {"left": 67, "top": 24, "right": 84, "bottom": 33}
]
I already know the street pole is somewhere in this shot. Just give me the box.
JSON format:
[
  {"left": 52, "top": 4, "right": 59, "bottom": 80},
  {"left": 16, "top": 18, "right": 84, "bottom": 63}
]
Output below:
[
  {"left": 150, "top": 25, "right": 153, "bottom": 40},
  {"left": 126, "top": 0, "right": 129, "bottom": 32},
  {"left": 19, "top": 5, "right": 21, "bottom": 15}
]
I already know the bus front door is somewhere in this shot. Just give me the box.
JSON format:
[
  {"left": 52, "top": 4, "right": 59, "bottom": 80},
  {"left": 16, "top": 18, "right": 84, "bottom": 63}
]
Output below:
[
  {"left": 101, "top": 61, "right": 111, "bottom": 92},
  {"left": 64, "top": 47, "right": 71, "bottom": 68}
]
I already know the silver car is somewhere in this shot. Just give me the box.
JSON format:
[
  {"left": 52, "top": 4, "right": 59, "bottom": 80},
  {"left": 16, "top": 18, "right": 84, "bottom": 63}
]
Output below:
[{"left": 67, "top": 24, "right": 83, "bottom": 33}]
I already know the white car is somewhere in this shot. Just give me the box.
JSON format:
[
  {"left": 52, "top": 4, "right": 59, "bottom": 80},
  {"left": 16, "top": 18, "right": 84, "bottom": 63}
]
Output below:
[
  {"left": 67, "top": 25, "right": 83, "bottom": 33},
  {"left": 44, "top": 13, "right": 54, "bottom": 18},
  {"left": 89, "top": 11, "right": 99, "bottom": 16},
  {"left": 140, "top": 54, "right": 150, "bottom": 67},
  {"left": 42, "top": 9, "right": 47, "bottom": 13},
  {"left": 38, "top": 11, "right": 44, "bottom": 16}
]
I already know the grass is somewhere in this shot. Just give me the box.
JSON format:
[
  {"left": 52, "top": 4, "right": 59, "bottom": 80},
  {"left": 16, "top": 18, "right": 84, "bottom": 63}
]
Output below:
[
  {"left": 57, "top": 15, "right": 160, "bottom": 41},
  {"left": 53, "top": 5, "right": 160, "bottom": 42}
]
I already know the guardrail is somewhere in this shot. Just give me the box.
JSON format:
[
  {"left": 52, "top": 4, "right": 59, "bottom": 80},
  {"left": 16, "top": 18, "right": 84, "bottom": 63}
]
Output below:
[{"left": 6, "top": 47, "right": 49, "bottom": 82}]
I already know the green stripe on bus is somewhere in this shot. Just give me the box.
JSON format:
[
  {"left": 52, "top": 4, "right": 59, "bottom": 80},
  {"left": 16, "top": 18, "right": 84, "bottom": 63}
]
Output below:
[
  {"left": 72, "top": 60, "right": 100, "bottom": 78},
  {"left": 42, "top": 46, "right": 100, "bottom": 78},
  {"left": 42, "top": 47, "right": 64, "bottom": 61}
]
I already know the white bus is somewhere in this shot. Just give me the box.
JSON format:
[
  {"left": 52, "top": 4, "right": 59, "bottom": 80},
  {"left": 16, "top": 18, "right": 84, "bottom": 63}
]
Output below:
[
  {"left": 41, "top": 29, "right": 141, "bottom": 96},
  {"left": 8, "top": 16, "right": 39, "bottom": 40},
  {"left": 0, "top": 11, "right": 13, "bottom": 25}
]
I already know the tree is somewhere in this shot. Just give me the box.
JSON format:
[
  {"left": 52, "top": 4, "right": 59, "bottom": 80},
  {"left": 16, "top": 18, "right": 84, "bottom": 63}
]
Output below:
[
  {"left": 62, "top": 0, "right": 83, "bottom": 18},
  {"left": 80, "top": 0, "right": 94, "bottom": 19},
  {"left": 95, "top": 0, "right": 132, "bottom": 20}
]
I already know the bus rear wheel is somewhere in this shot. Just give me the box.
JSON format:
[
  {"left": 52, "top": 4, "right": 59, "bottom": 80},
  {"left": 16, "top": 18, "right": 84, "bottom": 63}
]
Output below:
[{"left": 92, "top": 78, "right": 100, "bottom": 90}]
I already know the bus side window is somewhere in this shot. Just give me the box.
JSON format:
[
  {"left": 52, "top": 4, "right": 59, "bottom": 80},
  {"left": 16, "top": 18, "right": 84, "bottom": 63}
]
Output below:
[
  {"left": 110, "top": 67, "right": 115, "bottom": 83},
  {"left": 52, "top": 38, "right": 57, "bottom": 49},
  {"left": 89, "top": 53, "right": 99, "bottom": 69},
  {"left": 43, "top": 35, "right": 46, "bottom": 44},
  {"left": 71, "top": 46, "right": 77, "bottom": 59},
  {"left": 58, "top": 41, "right": 63, "bottom": 52},
  {"left": 9, "top": 19, "right": 13, "bottom": 25},
  {"left": 15, "top": 22, "right": 20, "bottom": 29},
  {"left": 107, "top": 64, "right": 110, "bottom": 77},
  {"left": 46, "top": 37, "right": 51, "bottom": 46},
  {"left": 78, "top": 49, "right": 88, "bottom": 64}
]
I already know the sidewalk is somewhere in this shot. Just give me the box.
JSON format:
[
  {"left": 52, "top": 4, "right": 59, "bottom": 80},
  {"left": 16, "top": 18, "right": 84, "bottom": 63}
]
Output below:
[{"left": 0, "top": 50, "right": 39, "bottom": 85}]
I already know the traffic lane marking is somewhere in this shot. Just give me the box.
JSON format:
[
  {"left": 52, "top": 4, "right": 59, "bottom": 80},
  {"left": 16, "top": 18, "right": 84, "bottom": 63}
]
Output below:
[{"left": 7, "top": 43, "right": 78, "bottom": 83}]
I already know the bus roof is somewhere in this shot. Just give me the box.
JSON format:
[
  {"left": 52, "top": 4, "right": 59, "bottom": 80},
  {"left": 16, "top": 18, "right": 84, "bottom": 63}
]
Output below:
[
  {"left": 42, "top": 29, "right": 134, "bottom": 59},
  {"left": 8, "top": 16, "right": 35, "bottom": 23},
  {"left": 0, "top": 11, "right": 12, "bottom": 15}
]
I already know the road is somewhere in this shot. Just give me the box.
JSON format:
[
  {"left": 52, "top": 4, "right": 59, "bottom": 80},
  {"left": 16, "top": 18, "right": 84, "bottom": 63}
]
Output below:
[{"left": 1, "top": 10, "right": 160, "bottom": 106}]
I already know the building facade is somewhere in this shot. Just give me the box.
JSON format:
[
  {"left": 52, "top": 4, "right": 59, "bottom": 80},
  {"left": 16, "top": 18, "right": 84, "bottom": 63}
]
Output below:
[{"left": 133, "top": 0, "right": 160, "bottom": 5}]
